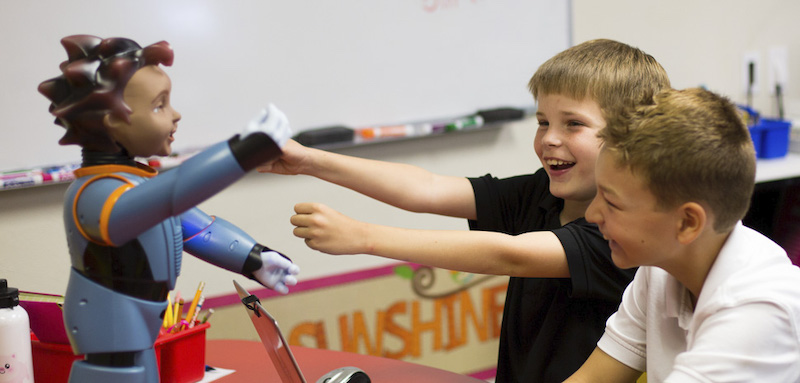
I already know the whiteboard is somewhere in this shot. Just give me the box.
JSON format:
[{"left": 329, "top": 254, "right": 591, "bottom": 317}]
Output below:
[{"left": 0, "top": 0, "right": 570, "bottom": 172}]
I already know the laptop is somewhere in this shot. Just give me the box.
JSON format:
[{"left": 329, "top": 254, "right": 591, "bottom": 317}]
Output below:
[{"left": 233, "top": 280, "right": 370, "bottom": 383}]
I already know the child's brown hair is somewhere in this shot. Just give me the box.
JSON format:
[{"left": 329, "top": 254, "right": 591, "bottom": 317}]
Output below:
[
  {"left": 529, "top": 39, "right": 671, "bottom": 123},
  {"left": 601, "top": 87, "right": 756, "bottom": 232}
]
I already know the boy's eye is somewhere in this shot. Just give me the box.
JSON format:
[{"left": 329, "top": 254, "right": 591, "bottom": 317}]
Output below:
[
  {"left": 567, "top": 120, "right": 585, "bottom": 127},
  {"left": 537, "top": 120, "right": 549, "bottom": 127}
]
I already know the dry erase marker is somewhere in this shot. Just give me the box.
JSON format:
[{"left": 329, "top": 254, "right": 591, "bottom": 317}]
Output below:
[
  {"left": 146, "top": 153, "right": 187, "bottom": 170},
  {"left": 443, "top": 115, "right": 484, "bottom": 132},
  {"left": 201, "top": 308, "right": 215, "bottom": 324},
  {"left": 1, "top": 173, "right": 44, "bottom": 189},
  {"left": 357, "top": 124, "right": 414, "bottom": 140}
]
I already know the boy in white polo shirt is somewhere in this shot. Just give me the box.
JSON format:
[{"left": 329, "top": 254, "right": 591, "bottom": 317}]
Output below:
[{"left": 566, "top": 87, "right": 800, "bottom": 382}]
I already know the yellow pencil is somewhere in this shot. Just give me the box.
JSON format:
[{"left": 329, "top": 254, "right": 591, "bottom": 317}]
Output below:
[
  {"left": 172, "top": 294, "right": 182, "bottom": 328},
  {"left": 182, "top": 281, "right": 205, "bottom": 330},
  {"left": 172, "top": 299, "right": 185, "bottom": 333},
  {"left": 162, "top": 292, "right": 173, "bottom": 329}
]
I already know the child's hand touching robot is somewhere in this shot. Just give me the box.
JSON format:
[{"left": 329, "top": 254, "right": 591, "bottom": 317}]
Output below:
[{"left": 243, "top": 103, "right": 292, "bottom": 148}]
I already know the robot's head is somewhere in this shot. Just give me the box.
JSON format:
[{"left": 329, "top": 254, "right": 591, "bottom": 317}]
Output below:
[{"left": 38, "top": 35, "right": 173, "bottom": 152}]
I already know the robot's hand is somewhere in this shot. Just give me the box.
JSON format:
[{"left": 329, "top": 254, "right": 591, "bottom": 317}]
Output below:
[
  {"left": 243, "top": 104, "right": 292, "bottom": 148},
  {"left": 253, "top": 250, "right": 300, "bottom": 294}
]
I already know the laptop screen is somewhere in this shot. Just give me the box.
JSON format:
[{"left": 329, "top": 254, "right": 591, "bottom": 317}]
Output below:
[{"left": 234, "top": 280, "right": 307, "bottom": 383}]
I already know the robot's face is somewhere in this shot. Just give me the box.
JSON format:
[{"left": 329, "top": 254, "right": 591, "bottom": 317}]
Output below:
[{"left": 106, "top": 65, "right": 182, "bottom": 158}]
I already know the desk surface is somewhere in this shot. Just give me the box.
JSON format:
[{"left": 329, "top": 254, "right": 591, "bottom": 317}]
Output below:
[
  {"left": 206, "top": 339, "right": 485, "bottom": 382},
  {"left": 756, "top": 153, "right": 800, "bottom": 183}
]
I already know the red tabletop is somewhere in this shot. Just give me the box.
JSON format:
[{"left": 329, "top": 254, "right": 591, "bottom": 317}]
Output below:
[{"left": 206, "top": 339, "right": 484, "bottom": 382}]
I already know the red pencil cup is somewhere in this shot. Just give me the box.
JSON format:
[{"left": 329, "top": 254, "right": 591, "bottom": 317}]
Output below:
[
  {"left": 31, "top": 322, "right": 210, "bottom": 383},
  {"left": 156, "top": 322, "right": 210, "bottom": 383}
]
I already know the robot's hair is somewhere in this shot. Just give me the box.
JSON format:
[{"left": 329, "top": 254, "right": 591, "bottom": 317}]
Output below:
[{"left": 38, "top": 35, "right": 173, "bottom": 152}]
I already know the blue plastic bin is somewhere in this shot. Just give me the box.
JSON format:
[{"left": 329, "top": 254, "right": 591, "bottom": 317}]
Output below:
[{"left": 757, "top": 118, "right": 791, "bottom": 159}]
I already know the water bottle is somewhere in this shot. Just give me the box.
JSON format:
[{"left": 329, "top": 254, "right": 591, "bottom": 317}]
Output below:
[{"left": 0, "top": 279, "right": 34, "bottom": 383}]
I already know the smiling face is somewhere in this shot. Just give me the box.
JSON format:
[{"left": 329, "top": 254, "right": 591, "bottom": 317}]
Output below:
[
  {"left": 586, "top": 148, "right": 682, "bottom": 269},
  {"left": 534, "top": 93, "right": 605, "bottom": 207},
  {"left": 106, "top": 65, "right": 181, "bottom": 157}
]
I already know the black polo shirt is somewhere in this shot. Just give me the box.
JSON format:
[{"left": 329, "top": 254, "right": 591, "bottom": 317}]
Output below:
[{"left": 469, "top": 169, "right": 636, "bottom": 382}]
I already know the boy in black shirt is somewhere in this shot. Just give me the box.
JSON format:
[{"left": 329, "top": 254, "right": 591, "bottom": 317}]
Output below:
[{"left": 264, "top": 39, "right": 670, "bottom": 382}]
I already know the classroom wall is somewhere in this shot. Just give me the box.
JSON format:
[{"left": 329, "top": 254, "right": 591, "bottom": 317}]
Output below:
[{"left": 572, "top": 0, "right": 800, "bottom": 122}]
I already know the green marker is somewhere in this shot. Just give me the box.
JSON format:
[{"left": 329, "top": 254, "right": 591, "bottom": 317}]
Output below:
[{"left": 444, "top": 115, "right": 484, "bottom": 132}]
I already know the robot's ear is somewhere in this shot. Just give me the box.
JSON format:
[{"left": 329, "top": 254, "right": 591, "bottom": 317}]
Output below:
[
  {"left": 103, "top": 113, "right": 126, "bottom": 130},
  {"left": 103, "top": 113, "right": 130, "bottom": 146}
]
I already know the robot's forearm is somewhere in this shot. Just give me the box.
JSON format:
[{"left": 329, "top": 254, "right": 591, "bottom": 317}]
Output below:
[
  {"left": 182, "top": 209, "right": 261, "bottom": 274},
  {"left": 181, "top": 209, "right": 289, "bottom": 273}
]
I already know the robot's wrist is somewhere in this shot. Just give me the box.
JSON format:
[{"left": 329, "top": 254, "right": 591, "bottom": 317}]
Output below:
[
  {"left": 228, "top": 133, "right": 282, "bottom": 172},
  {"left": 242, "top": 243, "right": 266, "bottom": 276},
  {"left": 242, "top": 243, "right": 293, "bottom": 277}
]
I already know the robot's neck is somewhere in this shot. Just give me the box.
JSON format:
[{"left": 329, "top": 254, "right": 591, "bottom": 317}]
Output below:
[{"left": 81, "top": 148, "right": 137, "bottom": 167}]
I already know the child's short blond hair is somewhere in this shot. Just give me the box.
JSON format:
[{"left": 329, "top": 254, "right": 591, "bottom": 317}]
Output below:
[
  {"left": 529, "top": 39, "right": 670, "bottom": 123},
  {"left": 601, "top": 88, "right": 756, "bottom": 232}
]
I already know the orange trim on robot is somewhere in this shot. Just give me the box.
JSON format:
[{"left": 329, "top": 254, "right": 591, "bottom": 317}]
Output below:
[
  {"left": 74, "top": 163, "right": 158, "bottom": 178},
  {"left": 72, "top": 174, "right": 136, "bottom": 246},
  {"left": 100, "top": 183, "right": 134, "bottom": 245}
]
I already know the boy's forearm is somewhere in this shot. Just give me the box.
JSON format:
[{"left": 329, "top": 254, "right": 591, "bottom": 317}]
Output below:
[
  {"left": 292, "top": 202, "right": 569, "bottom": 277},
  {"left": 363, "top": 224, "right": 570, "bottom": 278},
  {"left": 305, "top": 148, "right": 475, "bottom": 218}
]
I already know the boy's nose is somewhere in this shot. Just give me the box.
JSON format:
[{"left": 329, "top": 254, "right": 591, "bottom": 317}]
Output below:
[
  {"left": 541, "top": 128, "right": 562, "bottom": 147},
  {"left": 585, "top": 196, "right": 602, "bottom": 225}
]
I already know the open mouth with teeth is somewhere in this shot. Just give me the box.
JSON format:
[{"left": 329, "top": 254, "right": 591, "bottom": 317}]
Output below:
[{"left": 546, "top": 159, "right": 575, "bottom": 171}]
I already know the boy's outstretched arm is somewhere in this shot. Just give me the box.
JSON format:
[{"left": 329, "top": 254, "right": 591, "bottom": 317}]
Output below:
[
  {"left": 564, "top": 348, "right": 642, "bottom": 383},
  {"left": 259, "top": 140, "right": 477, "bottom": 220},
  {"left": 291, "top": 202, "right": 570, "bottom": 278}
]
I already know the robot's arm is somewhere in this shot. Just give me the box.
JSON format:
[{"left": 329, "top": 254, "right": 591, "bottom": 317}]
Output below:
[
  {"left": 90, "top": 105, "right": 290, "bottom": 246},
  {"left": 182, "top": 208, "right": 299, "bottom": 293}
]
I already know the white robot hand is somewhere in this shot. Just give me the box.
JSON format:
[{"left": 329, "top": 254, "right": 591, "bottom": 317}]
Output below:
[
  {"left": 243, "top": 103, "right": 292, "bottom": 148},
  {"left": 253, "top": 250, "right": 300, "bottom": 294}
]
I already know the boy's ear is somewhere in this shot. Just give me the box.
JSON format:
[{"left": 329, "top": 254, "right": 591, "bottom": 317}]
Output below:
[{"left": 676, "top": 202, "right": 706, "bottom": 244}]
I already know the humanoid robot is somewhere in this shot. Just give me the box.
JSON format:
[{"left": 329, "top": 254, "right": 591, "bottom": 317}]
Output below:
[{"left": 38, "top": 35, "right": 300, "bottom": 383}]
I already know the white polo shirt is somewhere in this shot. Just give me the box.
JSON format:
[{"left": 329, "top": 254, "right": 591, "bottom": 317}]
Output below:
[{"left": 598, "top": 222, "right": 800, "bottom": 382}]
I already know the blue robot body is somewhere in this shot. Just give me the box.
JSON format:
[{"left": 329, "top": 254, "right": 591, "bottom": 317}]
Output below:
[{"left": 63, "top": 139, "right": 281, "bottom": 383}]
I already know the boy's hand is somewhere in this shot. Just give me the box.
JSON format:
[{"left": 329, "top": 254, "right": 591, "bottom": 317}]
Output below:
[
  {"left": 252, "top": 250, "right": 300, "bottom": 294},
  {"left": 291, "top": 202, "right": 368, "bottom": 255},
  {"left": 257, "top": 139, "right": 309, "bottom": 175},
  {"left": 242, "top": 103, "right": 292, "bottom": 148}
]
